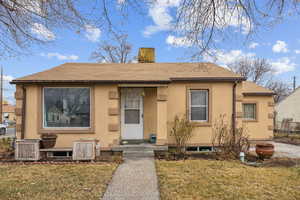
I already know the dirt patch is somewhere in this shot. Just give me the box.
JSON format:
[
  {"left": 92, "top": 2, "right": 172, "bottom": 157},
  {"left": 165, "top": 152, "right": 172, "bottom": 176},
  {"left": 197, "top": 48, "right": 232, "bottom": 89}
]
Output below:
[
  {"left": 274, "top": 137, "right": 300, "bottom": 146},
  {"left": 154, "top": 150, "right": 218, "bottom": 160},
  {"left": 274, "top": 133, "right": 300, "bottom": 146},
  {"left": 155, "top": 150, "right": 300, "bottom": 168}
]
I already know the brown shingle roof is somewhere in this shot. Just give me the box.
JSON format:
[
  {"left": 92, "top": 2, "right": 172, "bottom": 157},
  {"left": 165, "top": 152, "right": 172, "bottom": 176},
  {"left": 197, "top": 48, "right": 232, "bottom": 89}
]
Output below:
[
  {"left": 242, "top": 81, "right": 275, "bottom": 96},
  {"left": 11, "top": 62, "right": 244, "bottom": 84}
]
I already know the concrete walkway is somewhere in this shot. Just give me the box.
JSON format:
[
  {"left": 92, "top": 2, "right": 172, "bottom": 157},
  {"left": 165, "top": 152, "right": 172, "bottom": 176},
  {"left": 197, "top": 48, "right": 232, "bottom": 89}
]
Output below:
[{"left": 102, "top": 146, "right": 160, "bottom": 200}]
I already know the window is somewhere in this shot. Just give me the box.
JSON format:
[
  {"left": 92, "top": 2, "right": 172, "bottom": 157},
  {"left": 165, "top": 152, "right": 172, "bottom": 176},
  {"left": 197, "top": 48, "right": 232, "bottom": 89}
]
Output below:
[
  {"left": 43, "top": 87, "right": 90, "bottom": 128},
  {"left": 189, "top": 90, "right": 208, "bottom": 122},
  {"left": 243, "top": 103, "right": 256, "bottom": 120},
  {"left": 124, "top": 89, "right": 140, "bottom": 124}
]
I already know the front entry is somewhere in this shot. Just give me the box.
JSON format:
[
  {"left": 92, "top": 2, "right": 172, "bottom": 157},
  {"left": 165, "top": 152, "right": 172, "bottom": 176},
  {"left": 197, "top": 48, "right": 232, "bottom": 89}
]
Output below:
[{"left": 121, "top": 88, "right": 144, "bottom": 140}]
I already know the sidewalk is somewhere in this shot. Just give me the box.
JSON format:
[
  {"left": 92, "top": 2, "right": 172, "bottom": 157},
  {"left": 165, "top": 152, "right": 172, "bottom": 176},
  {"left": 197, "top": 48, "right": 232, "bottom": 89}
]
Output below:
[{"left": 102, "top": 149, "right": 160, "bottom": 200}]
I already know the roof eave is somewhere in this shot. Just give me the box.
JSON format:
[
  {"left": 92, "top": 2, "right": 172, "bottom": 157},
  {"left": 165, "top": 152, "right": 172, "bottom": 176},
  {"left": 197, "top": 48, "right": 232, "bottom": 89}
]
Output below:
[
  {"left": 170, "top": 77, "right": 246, "bottom": 82},
  {"left": 10, "top": 80, "right": 172, "bottom": 84},
  {"left": 11, "top": 77, "right": 246, "bottom": 84},
  {"left": 243, "top": 92, "right": 276, "bottom": 96}
]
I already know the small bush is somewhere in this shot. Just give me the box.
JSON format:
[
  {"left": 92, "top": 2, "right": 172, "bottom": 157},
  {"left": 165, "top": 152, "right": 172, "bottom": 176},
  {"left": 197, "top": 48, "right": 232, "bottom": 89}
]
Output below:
[
  {"left": 0, "top": 138, "right": 13, "bottom": 153},
  {"left": 212, "top": 115, "right": 250, "bottom": 160},
  {"left": 170, "top": 115, "right": 196, "bottom": 158}
]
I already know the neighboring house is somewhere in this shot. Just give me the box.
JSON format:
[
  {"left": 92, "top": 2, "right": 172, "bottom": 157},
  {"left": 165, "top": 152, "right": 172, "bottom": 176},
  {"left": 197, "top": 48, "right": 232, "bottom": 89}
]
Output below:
[
  {"left": 46, "top": 106, "right": 71, "bottom": 127},
  {"left": 11, "top": 49, "right": 275, "bottom": 151},
  {"left": 3, "top": 103, "right": 16, "bottom": 123},
  {"left": 275, "top": 87, "right": 300, "bottom": 130}
]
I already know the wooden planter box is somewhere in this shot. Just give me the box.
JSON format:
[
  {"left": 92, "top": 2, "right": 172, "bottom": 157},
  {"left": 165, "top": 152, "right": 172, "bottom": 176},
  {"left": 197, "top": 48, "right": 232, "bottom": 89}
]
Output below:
[
  {"left": 15, "top": 139, "right": 40, "bottom": 161},
  {"left": 72, "top": 139, "right": 98, "bottom": 161}
]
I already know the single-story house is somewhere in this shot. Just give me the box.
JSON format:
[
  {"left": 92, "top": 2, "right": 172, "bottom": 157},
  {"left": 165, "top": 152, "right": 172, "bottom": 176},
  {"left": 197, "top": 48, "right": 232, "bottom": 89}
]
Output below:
[{"left": 11, "top": 49, "right": 275, "bottom": 151}]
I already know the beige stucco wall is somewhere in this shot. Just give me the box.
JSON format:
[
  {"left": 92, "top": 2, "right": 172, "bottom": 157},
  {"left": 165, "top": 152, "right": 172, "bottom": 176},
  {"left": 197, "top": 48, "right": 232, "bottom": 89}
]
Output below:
[
  {"left": 242, "top": 95, "right": 274, "bottom": 140},
  {"left": 166, "top": 82, "right": 274, "bottom": 145},
  {"left": 166, "top": 82, "right": 234, "bottom": 146},
  {"left": 18, "top": 81, "right": 274, "bottom": 149},
  {"left": 21, "top": 84, "right": 121, "bottom": 150},
  {"left": 24, "top": 85, "right": 39, "bottom": 139},
  {"left": 143, "top": 88, "right": 157, "bottom": 140}
]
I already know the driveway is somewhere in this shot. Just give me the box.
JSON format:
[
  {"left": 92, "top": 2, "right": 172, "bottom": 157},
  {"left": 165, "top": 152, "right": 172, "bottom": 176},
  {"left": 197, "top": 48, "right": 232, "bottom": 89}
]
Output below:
[{"left": 272, "top": 142, "right": 300, "bottom": 159}]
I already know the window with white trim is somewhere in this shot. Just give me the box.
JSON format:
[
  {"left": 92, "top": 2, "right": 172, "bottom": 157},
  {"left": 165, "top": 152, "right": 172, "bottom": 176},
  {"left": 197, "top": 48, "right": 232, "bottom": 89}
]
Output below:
[
  {"left": 43, "top": 87, "right": 90, "bottom": 128},
  {"left": 243, "top": 103, "right": 256, "bottom": 120},
  {"left": 189, "top": 90, "right": 208, "bottom": 122}
]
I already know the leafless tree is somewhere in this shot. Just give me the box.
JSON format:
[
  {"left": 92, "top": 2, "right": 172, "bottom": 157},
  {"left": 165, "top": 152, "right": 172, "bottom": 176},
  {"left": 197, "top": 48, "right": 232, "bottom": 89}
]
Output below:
[
  {"left": 228, "top": 57, "right": 291, "bottom": 102},
  {"left": 265, "top": 80, "right": 292, "bottom": 103},
  {"left": 0, "top": 0, "right": 91, "bottom": 57},
  {"left": 90, "top": 33, "right": 133, "bottom": 63},
  {"left": 228, "top": 58, "right": 273, "bottom": 85},
  {"left": 1, "top": 0, "right": 300, "bottom": 58},
  {"left": 173, "top": 0, "right": 300, "bottom": 57}
]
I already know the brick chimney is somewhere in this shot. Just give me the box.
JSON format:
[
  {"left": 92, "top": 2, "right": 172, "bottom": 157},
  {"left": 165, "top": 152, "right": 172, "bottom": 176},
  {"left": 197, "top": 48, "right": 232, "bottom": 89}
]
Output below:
[{"left": 138, "top": 48, "right": 155, "bottom": 63}]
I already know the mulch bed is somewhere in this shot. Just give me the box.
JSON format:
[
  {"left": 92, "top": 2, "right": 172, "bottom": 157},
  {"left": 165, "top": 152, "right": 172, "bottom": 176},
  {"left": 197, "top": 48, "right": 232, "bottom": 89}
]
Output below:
[{"left": 155, "top": 150, "right": 300, "bottom": 168}]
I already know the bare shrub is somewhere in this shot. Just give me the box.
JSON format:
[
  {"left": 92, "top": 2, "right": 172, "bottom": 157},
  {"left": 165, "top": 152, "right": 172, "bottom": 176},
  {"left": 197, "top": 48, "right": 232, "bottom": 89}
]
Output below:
[
  {"left": 0, "top": 138, "right": 13, "bottom": 153},
  {"left": 170, "top": 115, "right": 195, "bottom": 157},
  {"left": 212, "top": 115, "right": 250, "bottom": 160}
]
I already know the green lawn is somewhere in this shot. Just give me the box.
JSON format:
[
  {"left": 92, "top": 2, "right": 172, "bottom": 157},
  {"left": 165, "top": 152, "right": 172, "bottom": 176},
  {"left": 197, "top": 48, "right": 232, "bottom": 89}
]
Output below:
[
  {"left": 156, "top": 159, "right": 300, "bottom": 200},
  {"left": 0, "top": 163, "right": 118, "bottom": 200}
]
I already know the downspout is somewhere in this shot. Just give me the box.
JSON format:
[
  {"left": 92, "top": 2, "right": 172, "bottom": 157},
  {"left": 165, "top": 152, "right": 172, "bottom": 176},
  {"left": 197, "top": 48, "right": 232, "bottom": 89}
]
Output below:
[
  {"left": 21, "top": 85, "right": 26, "bottom": 139},
  {"left": 232, "top": 81, "right": 237, "bottom": 140}
]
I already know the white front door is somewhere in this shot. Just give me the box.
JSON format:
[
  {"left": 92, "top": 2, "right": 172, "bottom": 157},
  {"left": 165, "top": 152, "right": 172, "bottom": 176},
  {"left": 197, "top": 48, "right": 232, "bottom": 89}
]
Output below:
[{"left": 121, "top": 88, "right": 144, "bottom": 140}]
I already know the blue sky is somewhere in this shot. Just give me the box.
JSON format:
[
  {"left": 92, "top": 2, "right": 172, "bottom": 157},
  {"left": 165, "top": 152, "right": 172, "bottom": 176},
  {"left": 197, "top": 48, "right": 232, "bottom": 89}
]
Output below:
[{"left": 1, "top": 1, "right": 299, "bottom": 103}]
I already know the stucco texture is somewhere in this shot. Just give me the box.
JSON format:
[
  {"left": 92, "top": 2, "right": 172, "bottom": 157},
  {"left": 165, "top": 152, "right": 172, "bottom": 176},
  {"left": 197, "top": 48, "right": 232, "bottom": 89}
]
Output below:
[{"left": 17, "top": 81, "right": 274, "bottom": 149}]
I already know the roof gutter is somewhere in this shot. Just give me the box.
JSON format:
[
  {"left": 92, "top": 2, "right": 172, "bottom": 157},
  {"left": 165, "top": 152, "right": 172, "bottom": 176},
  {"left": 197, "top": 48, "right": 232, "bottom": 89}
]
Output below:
[
  {"left": 10, "top": 80, "right": 172, "bottom": 85},
  {"left": 11, "top": 77, "right": 246, "bottom": 84},
  {"left": 232, "top": 81, "right": 237, "bottom": 141},
  {"left": 21, "top": 85, "right": 26, "bottom": 139},
  {"left": 243, "top": 92, "right": 276, "bottom": 96},
  {"left": 170, "top": 77, "right": 246, "bottom": 82}
]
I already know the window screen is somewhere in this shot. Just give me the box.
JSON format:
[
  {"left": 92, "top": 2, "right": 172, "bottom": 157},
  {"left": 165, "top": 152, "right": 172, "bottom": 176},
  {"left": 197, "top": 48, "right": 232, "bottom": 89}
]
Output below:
[{"left": 124, "top": 89, "right": 140, "bottom": 124}]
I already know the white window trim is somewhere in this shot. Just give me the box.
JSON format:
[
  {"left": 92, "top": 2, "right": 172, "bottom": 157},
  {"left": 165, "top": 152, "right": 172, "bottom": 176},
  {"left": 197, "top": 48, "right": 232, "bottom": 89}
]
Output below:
[
  {"left": 42, "top": 87, "right": 92, "bottom": 129},
  {"left": 189, "top": 89, "right": 209, "bottom": 122}
]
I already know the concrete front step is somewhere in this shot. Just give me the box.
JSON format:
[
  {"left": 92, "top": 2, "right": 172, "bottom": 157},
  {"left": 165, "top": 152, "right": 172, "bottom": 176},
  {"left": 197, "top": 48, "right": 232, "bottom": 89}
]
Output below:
[{"left": 123, "top": 150, "right": 155, "bottom": 158}]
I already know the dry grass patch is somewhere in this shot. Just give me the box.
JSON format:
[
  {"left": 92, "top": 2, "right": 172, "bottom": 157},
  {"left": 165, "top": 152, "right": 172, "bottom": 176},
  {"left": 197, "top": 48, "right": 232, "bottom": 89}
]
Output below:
[
  {"left": 156, "top": 160, "right": 300, "bottom": 200},
  {"left": 0, "top": 163, "right": 118, "bottom": 200}
]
